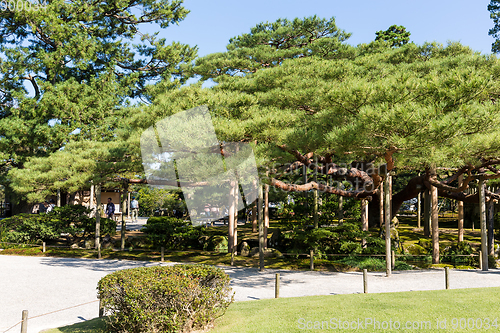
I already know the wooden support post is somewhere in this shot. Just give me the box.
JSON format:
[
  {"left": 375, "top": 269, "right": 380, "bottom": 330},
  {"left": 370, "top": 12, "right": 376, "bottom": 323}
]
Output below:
[
  {"left": 21, "top": 310, "right": 28, "bottom": 333},
  {"left": 458, "top": 174, "right": 464, "bottom": 242},
  {"left": 313, "top": 155, "right": 318, "bottom": 229},
  {"left": 97, "top": 241, "right": 101, "bottom": 259},
  {"left": 42, "top": 242, "right": 46, "bottom": 253},
  {"left": 361, "top": 199, "right": 368, "bottom": 248},
  {"left": 385, "top": 174, "right": 392, "bottom": 277},
  {"left": 258, "top": 184, "right": 264, "bottom": 271},
  {"left": 479, "top": 177, "right": 488, "bottom": 271},
  {"left": 121, "top": 186, "right": 128, "bottom": 251},
  {"left": 431, "top": 182, "right": 439, "bottom": 264},
  {"left": 310, "top": 249, "right": 314, "bottom": 271},
  {"left": 90, "top": 184, "right": 94, "bottom": 211},
  {"left": 445, "top": 267, "right": 450, "bottom": 290},
  {"left": 234, "top": 182, "right": 239, "bottom": 253},
  {"left": 488, "top": 200, "right": 495, "bottom": 256},
  {"left": 363, "top": 269, "right": 368, "bottom": 293},
  {"left": 338, "top": 195, "right": 344, "bottom": 223},
  {"left": 228, "top": 180, "right": 236, "bottom": 254},
  {"left": 264, "top": 184, "right": 269, "bottom": 248},
  {"left": 127, "top": 192, "right": 131, "bottom": 218},
  {"left": 379, "top": 182, "right": 384, "bottom": 228},
  {"left": 161, "top": 247, "right": 164, "bottom": 262},
  {"left": 57, "top": 189, "right": 61, "bottom": 207},
  {"left": 417, "top": 192, "right": 421, "bottom": 229},
  {"left": 231, "top": 247, "right": 235, "bottom": 266},
  {"left": 424, "top": 189, "right": 431, "bottom": 237},
  {"left": 95, "top": 184, "right": 101, "bottom": 251},
  {"left": 275, "top": 273, "right": 280, "bottom": 298}
]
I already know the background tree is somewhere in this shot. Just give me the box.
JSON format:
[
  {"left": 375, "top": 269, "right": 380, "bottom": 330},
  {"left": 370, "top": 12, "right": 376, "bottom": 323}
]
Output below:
[
  {"left": 190, "top": 16, "right": 354, "bottom": 82},
  {"left": 375, "top": 25, "right": 411, "bottom": 47},
  {"left": 489, "top": 0, "right": 500, "bottom": 53},
  {"left": 0, "top": 0, "right": 196, "bottom": 205}
]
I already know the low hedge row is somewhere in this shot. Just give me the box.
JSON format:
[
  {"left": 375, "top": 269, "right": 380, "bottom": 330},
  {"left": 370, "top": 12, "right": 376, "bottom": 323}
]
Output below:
[{"left": 98, "top": 264, "right": 233, "bottom": 333}]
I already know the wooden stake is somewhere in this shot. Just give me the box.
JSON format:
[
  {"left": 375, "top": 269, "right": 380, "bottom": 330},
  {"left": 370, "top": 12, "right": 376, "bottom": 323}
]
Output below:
[
  {"left": 275, "top": 273, "right": 280, "bottom": 298},
  {"left": 445, "top": 267, "right": 450, "bottom": 290},
  {"left": 363, "top": 269, "right": 368, "bottom": 293},
  {"left": 310, "top": 249, "right": 314, "bottom": 271},
  {"left": 21, "top": 310, "right": 28, "bottom": 333}
]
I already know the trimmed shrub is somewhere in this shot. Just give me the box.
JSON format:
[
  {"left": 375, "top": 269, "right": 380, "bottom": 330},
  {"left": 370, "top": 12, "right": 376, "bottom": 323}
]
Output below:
[
  {"left": 143, "top": 216, "right": 206, "bottom": 250},
  {"left": 98, "top": 264, "right": 233, "bottom": 333}
]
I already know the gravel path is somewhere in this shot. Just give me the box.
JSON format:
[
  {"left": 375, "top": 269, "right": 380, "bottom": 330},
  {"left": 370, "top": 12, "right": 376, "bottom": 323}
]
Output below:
[{"left": 1, "top": 255, "right": 499, "bottom": 333}]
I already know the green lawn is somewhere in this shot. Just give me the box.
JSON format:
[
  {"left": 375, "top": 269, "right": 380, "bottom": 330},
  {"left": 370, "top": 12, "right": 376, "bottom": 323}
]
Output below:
[{"left": 44, "top": 287, "right": 500, "bottom": 333}]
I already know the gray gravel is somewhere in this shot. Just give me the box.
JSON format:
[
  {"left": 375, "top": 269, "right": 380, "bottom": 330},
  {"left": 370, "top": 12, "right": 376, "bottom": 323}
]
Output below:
[{"left": 1, "top": 255, "right": 499, "bottom": 333}]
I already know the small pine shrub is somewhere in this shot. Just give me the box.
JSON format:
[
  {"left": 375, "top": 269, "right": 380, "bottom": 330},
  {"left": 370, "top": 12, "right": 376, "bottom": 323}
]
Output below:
[
  {"left": 143, "top": 216, "right": 206, "bottom": 250},
  {"left": 98, "top": 264, "right": 233, "bottom": 333}
]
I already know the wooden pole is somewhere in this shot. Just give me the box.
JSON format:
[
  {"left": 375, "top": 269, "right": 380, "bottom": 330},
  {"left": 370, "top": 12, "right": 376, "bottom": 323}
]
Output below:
[
  {"left": 275, "top": 273, "right": 280, "bottom": 298},
  {"left": 42, "top": 242, "right": 46, "bottom": 253},
  {"left": 417, "top": 191, "right": 421, "bottom": 228},
  {"left": 431, "top": 181, "right": 439, "bottom": 264},
  {"left": 391, "top": 250, "right": 395, "bottom": 270},
  {"left": 258, "top": 184, "right": 264, "bottom": 271},
  {"left": 234, "top": 182, "right": 239, "bottom": 253},
  {"left": 95, "top": 184, "right": 101, "bottom": 250},
  {"left": 424, "top": 189, "right": 431, "bottom": 237},
  {"left": 313, "top": 155, "right": 318, "bottom": 228},
  {"left": 264, "top": 184, "right": 269, "bottom": 248},
  {"left": 479, "top": 250, "right": 483, "bottom": 270},
  {"left": 90, "top": 184, "right": 95, "bottom": 211},
  {"left": 127, "top": 192, "right": 131, "bottom": 218},
  {"left": 379, "top": 182, "right": 384, "bottom": 228},
  {"left": 338, "top": 195, "right": 344, "bottom": 223},
  {"left": 121, "top": 185, "right": 128, "bottom": 251},
  {"left": 363, "top": 269, "right": 368, "bottom": 293},
  {"left": 21, "top": 310, "right": 28, "bottom": 333},
  {"left": 385, "top": 174, "right": 392, "bottom": 277},
  {"left": 161, "top": 247, "right": 164, "bottom": 262},
  {"left": 310, "top": 249, "right": 314, "bottom": 271},
  {"left": 458, "top": 174, "right": 464, "bottom": 242},
  {"left": 228, "top": 180, "right": 236, "bottom": 254},
  {"left": 445, "top": 267, "right": 450, "bottom": 290},
  {"left": 479, "top": 177, "right": 488, "bottom": 271},
  {"left": 57, "top": 189, "right": 61, "bottom": 207},
  {"left": 361, "top": 199, "right": 368, "bottom": 248},
  {"left": 488, "top": 199, "right": 495, "bottom": 256}
]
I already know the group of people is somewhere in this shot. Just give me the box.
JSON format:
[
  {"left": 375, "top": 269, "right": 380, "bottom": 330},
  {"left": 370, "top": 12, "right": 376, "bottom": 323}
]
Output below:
[
  {"left": 104, "top": 197, "right": 139, "bottom": 222},
  {"left": 35, "top": 199, "right": 55, "bottom": 214}
]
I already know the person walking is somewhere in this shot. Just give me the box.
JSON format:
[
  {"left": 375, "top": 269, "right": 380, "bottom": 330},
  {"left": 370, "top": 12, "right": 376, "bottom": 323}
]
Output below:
[
  {"left": 106, "top": 198, "right": 115, "bottom": 220},
  {"left": 130, "top": 197, "right": 139, "bottom": 222}
]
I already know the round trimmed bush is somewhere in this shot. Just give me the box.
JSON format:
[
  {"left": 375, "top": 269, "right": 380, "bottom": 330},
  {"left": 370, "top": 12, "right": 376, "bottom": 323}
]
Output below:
[{"left": 97, "top": 264, "right": 233, "bottom": 333}]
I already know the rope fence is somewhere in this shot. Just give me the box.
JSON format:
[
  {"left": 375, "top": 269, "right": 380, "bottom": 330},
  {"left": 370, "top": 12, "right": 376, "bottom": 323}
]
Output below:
[{"left": 1, "top": 300, "right": 99, "bottom": 333}]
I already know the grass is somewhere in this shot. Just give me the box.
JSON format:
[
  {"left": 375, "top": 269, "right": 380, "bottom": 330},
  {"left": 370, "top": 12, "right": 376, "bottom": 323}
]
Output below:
[{"left": 43, "top": 287, "right": 500, "bottom": 333}]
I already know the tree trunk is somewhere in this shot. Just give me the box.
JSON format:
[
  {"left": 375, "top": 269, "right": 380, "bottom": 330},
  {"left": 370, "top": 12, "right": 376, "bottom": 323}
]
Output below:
[
  {"left": 431, "top": 183, "right": 439, "bottom": 264},
  {"left": 234, "top": 182, "right": 239, "bottom": 253},
  {"left": 313, "top": 156, "right": 319, "bottom": 228},
  {"left": 458, "top": 174, "right": 464, "bottom": 242},
  {"left": 379, "top": 183, "right": 384, "bottom": 227}
]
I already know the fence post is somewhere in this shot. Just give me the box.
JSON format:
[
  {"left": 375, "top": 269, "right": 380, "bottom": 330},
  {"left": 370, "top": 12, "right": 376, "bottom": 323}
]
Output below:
[
  {"left": 363, "top": 269, "right": 368, "bottom": 293},
  {"left": 20, "top": 310, "right": 28, "bottom": 333},
  {"left": 42, "top": 242, "right": 46, "bottom": 253},
  {"left": 161, "top": 247, "right": 164, "bottom": 262},
  {"left": 310, "top": 250, "right": 314, "bottom": 271},
  {"left": 275, "top": 273, "right": 280, "bottom": 298},
  {"left": 445, "top": 267, "right": 450, "bottom": 290},
  {"left": 231, "top": 247, "right": 235, "bottom": 266},
  {"left": 99, "top": 299, "right": 104, "bottom": 317}
]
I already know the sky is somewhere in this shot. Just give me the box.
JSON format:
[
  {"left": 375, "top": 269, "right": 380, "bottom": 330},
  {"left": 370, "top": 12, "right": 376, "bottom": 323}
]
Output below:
[{"left": 155, "top": 0, "right": 494, "bottom": 57}]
